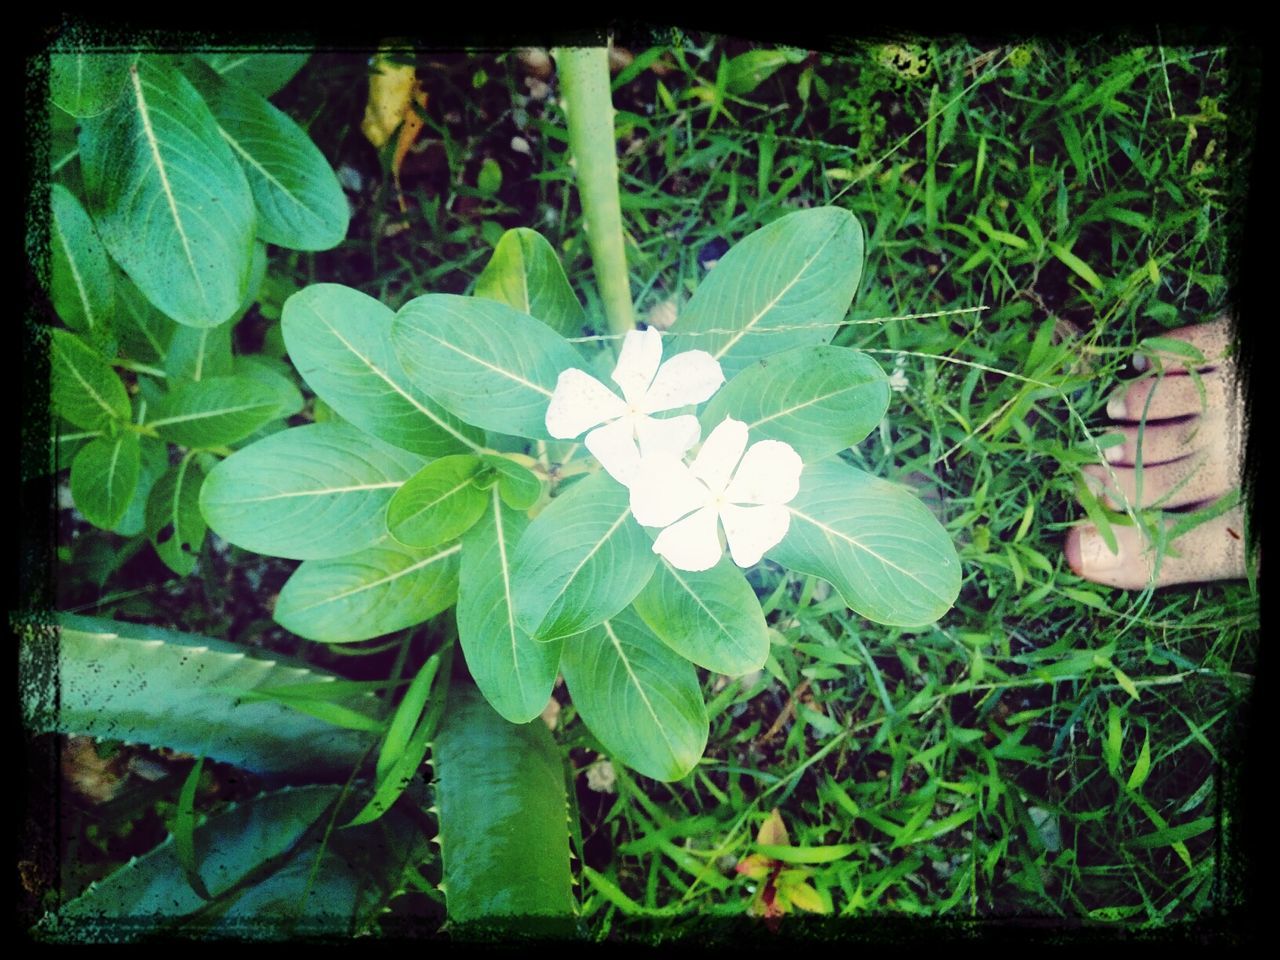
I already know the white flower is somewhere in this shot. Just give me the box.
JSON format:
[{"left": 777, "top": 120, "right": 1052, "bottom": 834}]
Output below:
[
  {"left": 629, "top": 417, "right": 803, "bottom": 572},
  {"left": 545, "top": 327, "right": 725, "bottom": 485}
]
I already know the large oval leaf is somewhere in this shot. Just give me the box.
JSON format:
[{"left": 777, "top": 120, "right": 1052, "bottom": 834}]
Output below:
[
  {"left": 146, "top": 457, "right": 207, "bottom": 576},
  {"left": 511, "top": 471, "right": 657, "bottom": 642},
  {"left": 474, "top": 227, "right": 587, "bottom": 337},
  {"left": 561, "top": 609, "right": 708, "bottom": 782},
  {"left": 79, "top": 57, "right": 255, "bottom": 328},
  {"left": 702, "top": 345, "right": 890, "bottom": 462},
  {"left": 458, "top": 488, "right": 562, "bottom": 724},
  {"left": 70, "top": 432, "right": 140, "bottom": 529},
  {"left": 49, "top": 51, "right": 137, "bottom": 117},
  {"left": 184, "top": 60, "right": 348, "bottom": 251},
  {"left": 109, "top": 434, "right": 168, "bottom": 537},
  {"left": 387, "top": 455, "right": 488, "bottom": 549},
  {"left": 201, "top": 51, "right": 311, "bottom": 97},
  {"left": 275, "top": 541, "right": 460, "bottom": 643},
  {"left": 768, "top": 459, "right": 961, "bottom": 626},
  {"left": 166, "top": 321, "right": 234, "bottom": 381},
  {"left": 669, "top": 207, "right": 864, "bottom": 377},
  {"left": 148, "top": 374, "right": 282, "bottom": 448},
  {"left": 114, "top": 276, "right": 173, "bottom": 364},
  {"left": 433, "top": 683, "right": 575, "bottom": 929},
  {"left": 49, "top": 184, "right": 115, "bottom": 337},
  {"left": 49, "top": 327, "right": 130, "bottom": 431},
  {"left": 200, "top": 422, "right": 425, "bottom": 560},
  {"left": 391, "top": 294, "right": 585, "bottom": 440},
  {"left": 282, "top": 284, "right": 483, "bottom": 457},
  {"left": 632, "top": 557, "right": 769, "bottom": 676}
]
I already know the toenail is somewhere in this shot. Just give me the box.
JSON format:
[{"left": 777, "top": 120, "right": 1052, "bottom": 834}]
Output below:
[
  {"left": 1106, "top": 388, "right": 1128, "bottom": 419},
  {"left": 1079, "top": 530, "right": 1124, "bottom": 570},
  {"left": 1132, "top": 353, "right": 1148, "bottom": 372},
  {"left": 1103, "top": 442, "right": 1125, "bottom": 463}
]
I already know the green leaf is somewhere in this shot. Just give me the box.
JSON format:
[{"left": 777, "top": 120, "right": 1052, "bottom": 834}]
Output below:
[
  {"left": 109, "top": 434, "right": 167, "bottom": 537},
  {"left": 70, "top": 432, "right": 140, "bottom": 529},
  {"left": 1048, "top": 239, "right": 1105, "bottom": 292},
  {"left": 474, "top": 228, "right": 587, "bottom": 337},
  {"left": 632, "top": 557, "right": 769, "bottom": 676},
  {"left": 49, "top": 183, "right": 115, "bottom": 337},
  {"left": 702, "top": 345, "right": 890, "bottom": 462},
  {"left": 146, "top": 457, "right": 208, "bottom": 576},
  {"left": 49, "top": 327, "right": 130, "bottom": 430},
  {"left": 40, "top": 785, "right": 340, "bottom": 942},
  {"left": 148, "top": 374, "right": 282, "bottom": 448},
  {"left": 49, "top": 51, "right": 137, "bottom": 117},
  {"left": 184, "top": 59, "right": 348, "bottom": 251},
  {"left": 275, "top": 541, "right": 460, "bottom": 643},
  {"left": 79, "top": 57, "right": 255, "bottom": 328},
  {"left": 1127, "top": 726, "right": 1153, "bottom": 791},
  {"left": 391, "top": 293, "right": 586, "bottom": 440},
  {"left": 459, "top": 488, "right": 562, "bottom": 723},
  {"left": 114, "top": 276, "right": 174, "bottom": 364},
  {"left": 282, "top": 284, "right": 484, "bottom": 457},
  {"left": 166, "top": 322, "right": 234, "bottom": 382},
  {"left": 481, "top": 454, "right": 544, "bottom": 510},
  {"left": 768, "top": 460, "right": 961, "bottom": 626},
  {"left": 561, "top": 609, "right": 708, "bottom": 782},
  {"left": 387, "top": 455, "right": 488, "bottom": 550},
  {"left": 724, "top": 48, "right": 804, "bottom": 95},
  {"left": 477, "top": 157, "right": 503, "bottom": 195},
  {"left": 669, "top": 207, "right": 865, "bottom": 377},
  {"left": 200, "top": 422, "right": 425, "bottom": 560},
  {"left": 433, "top": 683, "right": 576, "bottom": 929},
  {"left": 201, "top": 51, "right": 311, "bottom": 97},
  {"left": 234, "top": 355, "right": 304, "bottom": 418},
  {"left": 173, "top": 756, "right": 213, "bottom": 901},
  {"left": 511, "top": 471, "right": 657, "bottom": 641},
  {"left": 22, "top": 614, "right": 378, "bottom": 777}
]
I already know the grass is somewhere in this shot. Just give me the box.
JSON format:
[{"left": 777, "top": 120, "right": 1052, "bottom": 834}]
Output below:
[{"left": 46, "top": 33, "right": 1259, "bottom": 938}]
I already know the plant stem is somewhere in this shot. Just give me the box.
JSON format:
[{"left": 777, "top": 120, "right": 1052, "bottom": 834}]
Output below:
[{"left": 554, "top": 46, "right": 635, "bottom": 338}]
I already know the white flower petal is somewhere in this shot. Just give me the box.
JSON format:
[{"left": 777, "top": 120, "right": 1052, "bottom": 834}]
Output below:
[
  {"left": 628, "top": 456, "right": 710, "bottom": 528},
  {"left": 545, "top": 368, "right": 626, "bottom": 439},
  {"left": 634, "top": 414, "right": 700, "bottom": 460},
  {"left": 585, "top": 417, "right": 642, "bottom": 486},
  {"left": 690, "top": 417, "right": 748, "bottom": 496},
  {"left": 720, "top": 503, "right": 791, "bottom": 568},
  {"left": 610, "top": 327, "right": 662, "bottom": 406},
  {"left": 652, "top": 505, "right": 723, "bottom": 572},
  {"left": 640, "top": 350, "right": 725, "bottom": 414},
  {"left": 724, "top": 440, "right": 803, "bottom": 506}
]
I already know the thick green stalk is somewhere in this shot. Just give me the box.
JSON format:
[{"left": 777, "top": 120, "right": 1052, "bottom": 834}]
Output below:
[{"left": 554, "top": 47, "right": 635, "bottom": 337}]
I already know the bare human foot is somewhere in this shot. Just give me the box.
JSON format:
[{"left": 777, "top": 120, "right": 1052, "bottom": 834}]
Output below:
[{"left": 1064, "top": 317, "right": 1249, "bottom": 589}]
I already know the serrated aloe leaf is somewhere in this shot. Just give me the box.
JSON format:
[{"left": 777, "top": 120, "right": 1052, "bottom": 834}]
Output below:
[
  {"left": 561, "top": 609, "right": 708, "bottom": 782},
  {"left": 669, "top": 207, "right": 865, "bottom": 377},
  {"left": 275, "top": 541, "right": 460, "bottom": 644},
  {"left": 70, "top": 432, "right": 140, "bottom": 529},
  {"left": 183, "top": 59, "right": 348, "bottom": 251},
  {"left": 49, "top": 327, "right": 130, "bottom": 431},
  {"left": 282, "top": 284, "right": 484, "bottom": 457},
  {"left": 201, "top": 51, "right": 310, "bottom": 97},
  {"left": 145, "top": 457, "right": 207, "bottom": 576},
  {"left": 474, "top": 227, "right": 587, "bottom": 337},
  {"left": 38, "top": 784, "right": 340, "bottom": 943},
  {"left": 391, "top": 294, "right": 586, "bottom": 440},
  {"left": 387, "top": 455, "right": 488, "bottom": 550},
  {"left": 200, "top": 422, "right": 425, "bottom": 560},
  {"left": 20, "top": 614, "right": 378, "bottom": 777},
  {"left": 632, "top": 557, "right": 769, "bottom": 676},
  {"left": 511, "top": 471, "right": 657, "bottom": 642},
  {"left": 434, "top": 683, "right": 575, "bottom": 929},
  {"left": 459, "top": 488, "right": 561, "bottom": 723},
  {"left": 110, "top": 434, "right": 167, "bottom": 538},
  {"left": 702, "top": 345, "right": 890, "bottom": 462},
  {"left": 79, "top": 57, "right": 255, "bottom": 328},
  {"left": 49, "top": 183, "right": 115, "bottom": 337},
  {"left": 166, "top": 321, "right": 234, "bottom": 381},
  {"left": 768, "top": 459, "right": 961, "bottom": 626},
  {"left": 148, "top": 374, "right": 282, "bottom": 448},
  {"left": 49, "top": 51, "right": 137, "bottom": 118},
  {"left": 480, "top": 454, "right": 543, "bottom": 510}
]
